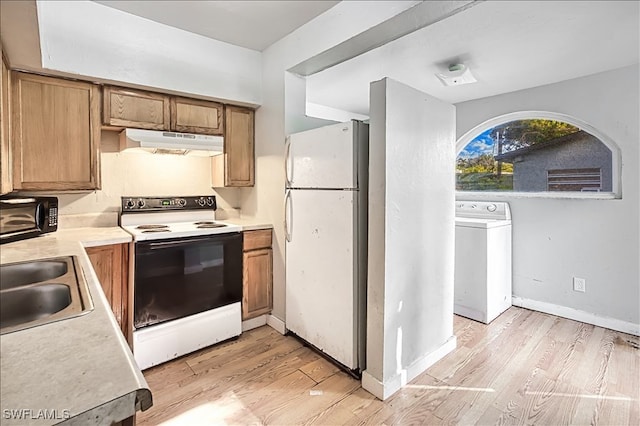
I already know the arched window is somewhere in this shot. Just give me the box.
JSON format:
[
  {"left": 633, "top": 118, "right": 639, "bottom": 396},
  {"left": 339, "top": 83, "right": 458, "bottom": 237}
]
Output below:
[{"left": 456, "top": 112, "right": 621, "bottom": 198}]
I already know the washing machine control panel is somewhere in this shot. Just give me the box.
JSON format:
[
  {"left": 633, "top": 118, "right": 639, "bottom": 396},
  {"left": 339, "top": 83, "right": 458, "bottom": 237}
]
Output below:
[{"left": 455, "top": 201, "right": 511, "bottom": 220}]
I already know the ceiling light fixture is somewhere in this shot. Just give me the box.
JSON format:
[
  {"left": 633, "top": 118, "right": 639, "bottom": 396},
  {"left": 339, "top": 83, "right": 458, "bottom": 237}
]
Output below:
[{"left": 436, "top": 63, "right": 477, "bottom": 86}]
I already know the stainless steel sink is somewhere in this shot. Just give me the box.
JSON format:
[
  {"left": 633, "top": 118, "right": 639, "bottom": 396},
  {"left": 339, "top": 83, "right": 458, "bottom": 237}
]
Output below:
[
  {"left": 0, "top": 260, "right": 68, "bottom": 290},
  {"left": 0, "top": 256, "right": 94, "bottom": 334}
]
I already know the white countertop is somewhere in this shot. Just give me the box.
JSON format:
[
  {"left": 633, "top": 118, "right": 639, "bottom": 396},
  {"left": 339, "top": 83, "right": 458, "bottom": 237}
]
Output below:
[
  {"left": 216, "top": 218, "right": 273, "bottom": 231},
  {"left": 53, "top": 227, "right": 133, "bottom": 247},
  {"left": 0, "top": 228, "right": 150, "bottom": 425}
]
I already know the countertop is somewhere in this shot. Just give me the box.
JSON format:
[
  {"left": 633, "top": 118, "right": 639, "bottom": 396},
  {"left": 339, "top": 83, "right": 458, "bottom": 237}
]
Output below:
[
  {"left": 216, "top": 218, "right": 273, "bottom": 231},
  {"left": 0, "top": 227, "right": 151, "bottom": 426}
]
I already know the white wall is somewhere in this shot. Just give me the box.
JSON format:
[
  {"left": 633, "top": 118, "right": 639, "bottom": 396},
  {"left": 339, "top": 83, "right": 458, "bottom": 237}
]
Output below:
[
  {"left": 363, "top": 78, "right": 456, "bottom": 400},
  {"left": 456, "top": 65, "right": 640, "bottom": 334},
  {"left": 35, "top": 0, "right": 261, "bottom": 105}
]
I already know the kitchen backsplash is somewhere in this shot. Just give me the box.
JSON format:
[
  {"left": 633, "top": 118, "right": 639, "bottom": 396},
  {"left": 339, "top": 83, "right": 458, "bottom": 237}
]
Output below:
[{"left": 31, "top": 131, "right": 242, "bottom": 225}]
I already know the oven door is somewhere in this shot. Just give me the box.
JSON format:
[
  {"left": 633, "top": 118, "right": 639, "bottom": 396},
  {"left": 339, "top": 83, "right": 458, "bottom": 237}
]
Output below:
[{"left": 133, "top": 232, "right": 242, "bottom": 329}]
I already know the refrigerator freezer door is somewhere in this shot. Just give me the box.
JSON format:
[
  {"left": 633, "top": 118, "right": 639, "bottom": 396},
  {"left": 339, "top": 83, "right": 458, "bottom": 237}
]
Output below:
[
  {"left": 285, "top": 189, "right": 358, "bottom": 369},
  {"left": 286, "top": 121, "right": 356, "bottom": 189}
]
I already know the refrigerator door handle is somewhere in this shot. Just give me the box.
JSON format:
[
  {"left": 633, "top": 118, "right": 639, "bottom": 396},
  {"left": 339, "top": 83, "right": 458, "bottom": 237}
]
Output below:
[
  {"left": 284, "top": 136, "right": 292, "bottom": 187},
  {"left": 284, "top": 190, "right": 292, "bottom": 242}
]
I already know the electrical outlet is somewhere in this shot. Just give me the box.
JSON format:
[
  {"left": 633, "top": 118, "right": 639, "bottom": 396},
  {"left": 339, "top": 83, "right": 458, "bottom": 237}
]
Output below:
[{"left": 573, "top": 277, "right": 586, "bottom": 293}]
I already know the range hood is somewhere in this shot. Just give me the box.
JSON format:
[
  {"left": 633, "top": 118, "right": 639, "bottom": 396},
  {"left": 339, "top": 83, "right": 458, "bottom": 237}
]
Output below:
[{"left": 119, "top": 129, "right": 224, "bottom": 157}]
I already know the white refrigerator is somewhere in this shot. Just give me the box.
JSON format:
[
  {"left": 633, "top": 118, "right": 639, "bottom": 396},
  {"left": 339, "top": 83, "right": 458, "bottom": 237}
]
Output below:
[{"left": 285, "top": 120, "right": 368, "bottom": 372}]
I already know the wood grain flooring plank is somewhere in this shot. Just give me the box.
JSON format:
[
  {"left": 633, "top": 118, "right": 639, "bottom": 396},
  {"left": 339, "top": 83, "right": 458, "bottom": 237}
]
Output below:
[
  {"left": 262, "top": 372, "right": 360, "bottom": 425},
  {"left": 303, "top": 388, "right": 381, "bottom": 426},
  {"left": 347, "top": 373, "right": 454, "bottom": 426},
  {"left": 606, "top": 333, "right": 640, "bottom": 397},
  {"left": 428, "top": 310, "right": 543, "bottom": 424},
  {"left": 455, "top": 312, "right": 558, "bottom": 425},
  {"left": 510, "top": 372, "right": 583, "bottom": 426},
  {"left": 379, "top": 374, "right": 455, "bottom": 425},
  {"left": 142, "top": 359, "right": 195, "bottom": 394},
  {"left": 187, "top": 328, "right": 294, "bottom": 375},
  {"left": 299, "top": 357, "right": 341, "bottom": 384},
  {"left": 427, "top": 308, "right": 533, "bottom": 383},
  {"left": 227, "top": 369, "right": 318, "bottom": 424}
]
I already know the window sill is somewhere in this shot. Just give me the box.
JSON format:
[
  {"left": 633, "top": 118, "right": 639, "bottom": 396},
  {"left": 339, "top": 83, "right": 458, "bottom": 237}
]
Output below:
[{"left": 456, "top": 191, "right": 620, "bottom": 200}]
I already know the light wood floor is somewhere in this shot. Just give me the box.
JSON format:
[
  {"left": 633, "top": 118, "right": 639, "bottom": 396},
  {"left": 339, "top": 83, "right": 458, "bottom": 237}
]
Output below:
[{"left": 137, "top": 307, "right": 639, "bottom": 425}]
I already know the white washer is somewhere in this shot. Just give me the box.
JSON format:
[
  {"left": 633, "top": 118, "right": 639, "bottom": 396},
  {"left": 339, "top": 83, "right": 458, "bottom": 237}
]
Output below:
[{"left": 455, "top": 201, "right": 512, "bottom": 324}]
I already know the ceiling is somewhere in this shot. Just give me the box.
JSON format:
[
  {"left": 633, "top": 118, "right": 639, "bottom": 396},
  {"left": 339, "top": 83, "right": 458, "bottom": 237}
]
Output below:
[
  {"left": 306, "top": 1, "right": 640, "bottom": 115},
  {"left": 93, "top": 0, "right": 340, "bottom": 51},
  {"left": 3, "top": 1, "right": 637, "bottom": 116}
]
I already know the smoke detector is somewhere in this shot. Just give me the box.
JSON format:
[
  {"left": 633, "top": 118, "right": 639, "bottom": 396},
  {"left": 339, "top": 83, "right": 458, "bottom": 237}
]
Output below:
[{"left": 436, "top": 64, "right": 477, "bottom": 86}]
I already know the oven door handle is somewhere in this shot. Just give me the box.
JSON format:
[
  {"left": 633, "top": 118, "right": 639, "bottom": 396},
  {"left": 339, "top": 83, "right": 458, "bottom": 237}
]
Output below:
[{"left": 141, "top": 234, "right": 238, "bottom": 250}]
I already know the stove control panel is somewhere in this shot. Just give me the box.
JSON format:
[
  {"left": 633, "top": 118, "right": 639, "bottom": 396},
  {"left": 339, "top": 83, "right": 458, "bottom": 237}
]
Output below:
[{"left": 121, "top": 196, "right": 217, "bottom": 212}]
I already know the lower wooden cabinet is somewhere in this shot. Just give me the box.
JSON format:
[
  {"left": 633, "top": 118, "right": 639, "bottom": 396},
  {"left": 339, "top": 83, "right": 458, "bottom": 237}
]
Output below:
[
  {"left": 242, "top": 229, "right": 273, "bottom": 320},
  {"left": 85, "top": 243, "right": 131, "bottom": 344}
]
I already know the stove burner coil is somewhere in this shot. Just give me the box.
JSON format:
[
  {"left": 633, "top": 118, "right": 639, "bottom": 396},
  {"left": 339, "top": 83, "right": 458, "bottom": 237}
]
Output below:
[
  {"left": 136, "top": 224, "right": 169, "bottom": 230},
  {"left": 141, "top": 229, "right": 171, "bottom": 233},
  {"left": 196, "top": 223, "right": 227, "bottom": 229}
]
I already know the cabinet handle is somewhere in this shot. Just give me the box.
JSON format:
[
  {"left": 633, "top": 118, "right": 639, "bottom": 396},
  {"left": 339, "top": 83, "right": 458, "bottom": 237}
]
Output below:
[
  {"left": 284, "top": 136, "right": 292, "bottom": 188},
  {"left": 284, "top": 190, "right": 292, "bottom": 242}
]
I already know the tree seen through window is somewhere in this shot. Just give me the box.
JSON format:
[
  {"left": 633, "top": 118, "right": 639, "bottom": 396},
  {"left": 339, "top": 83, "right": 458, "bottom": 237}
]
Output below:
[{"left": 457, "top": 119, "right": 612, "bottom": 192}]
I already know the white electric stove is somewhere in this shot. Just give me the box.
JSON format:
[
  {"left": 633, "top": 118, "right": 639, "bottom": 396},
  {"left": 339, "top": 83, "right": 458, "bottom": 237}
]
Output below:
[{"left": 121, "top": 196, "right": 243, "bottom": 370}]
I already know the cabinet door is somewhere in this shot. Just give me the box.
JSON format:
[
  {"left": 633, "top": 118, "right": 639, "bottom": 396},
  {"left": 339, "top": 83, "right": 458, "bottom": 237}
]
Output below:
[
  {"left": 212, "top": 105, "right": 254, "bottom": 187},
  {"left": 103, "top": 86, "right": 170, "bottom": 130},
  {"left": 242, "top": 248, "right": 273, "bottom": 320},
  {"left": 1, "top": 52, "right": 11, "bottom": 194},
  {"left": 86, "top": 244, "right": 130, "bottom": 341},
  {"left": 11, "top": 72, "right": 100, "bottom": 191},
  {"left": 170, "top": 97, "right": 223, "bottom": 135}
]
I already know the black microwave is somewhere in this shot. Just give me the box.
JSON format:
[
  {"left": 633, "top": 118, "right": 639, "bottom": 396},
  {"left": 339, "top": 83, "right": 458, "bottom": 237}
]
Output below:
[{"left": 0, "top": 196, "right": 58, "bottom": 244}]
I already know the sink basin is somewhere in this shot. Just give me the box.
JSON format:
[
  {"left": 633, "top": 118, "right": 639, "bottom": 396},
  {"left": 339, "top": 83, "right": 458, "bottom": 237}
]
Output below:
[
  {"left": 0, "top": 256, "right": 94, "bottom": 334},
  {"left": 0, "top": 260, "right": 68, "bottom": 290},
  {"left": 1, "top": 284, "right": 72, "bottom": 329}
]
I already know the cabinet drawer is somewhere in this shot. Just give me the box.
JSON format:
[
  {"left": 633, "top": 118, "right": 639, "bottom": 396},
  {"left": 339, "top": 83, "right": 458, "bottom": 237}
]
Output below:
[
  {"left": 243, "top": 229, "right": 272, "bottom": 251},
  {"left": 170, "top": 97, "right": 223, "bottom": 135},
  {"left": 103, "top": 86, "right": 170, "bottom": 130}
]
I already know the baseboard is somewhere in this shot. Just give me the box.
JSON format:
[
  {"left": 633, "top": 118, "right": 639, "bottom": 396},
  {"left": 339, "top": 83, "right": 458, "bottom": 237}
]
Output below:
[
  {"left": 242, "top": 315, "right": 267, "bottom": 332},
  {"left": 362, "top": 335, "right": 457, "bottom": 400},
  {"left": 405, "top": 335, "right": 457, "bottom": 384},
  {"left": 361, "top": 371, "right": 387, "bottom": 400},
  {"left": 267, "top": 314, "right": 286, "bottom": 335},
  {"left": 512, "top": 296, "right": 639, "bottom": 336}
]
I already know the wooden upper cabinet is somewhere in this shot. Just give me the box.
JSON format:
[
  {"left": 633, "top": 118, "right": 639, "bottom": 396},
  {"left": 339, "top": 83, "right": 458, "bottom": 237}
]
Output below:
[
  {"left": 11, "top": 72, "right": 101, "bottom": 191},
  {"left": 170, "top": 97, "right": 223, "bottom": 135},
  {"left": 212, "top": 105, "right": 255, "bottom": 187},
  {"left": 1, "top": 52, "right": 11, "bottom": 195},
  {"left": 103, "top": 86, "right": 170, "bottom": 130}
]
